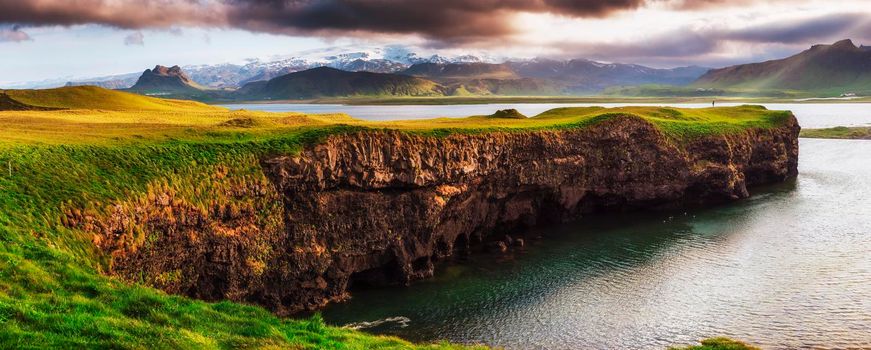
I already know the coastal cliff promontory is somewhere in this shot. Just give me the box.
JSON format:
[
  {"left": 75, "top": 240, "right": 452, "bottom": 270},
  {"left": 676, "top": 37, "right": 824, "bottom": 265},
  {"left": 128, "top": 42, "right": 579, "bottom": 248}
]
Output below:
[
  {"left": 0, "top": 88, "right": 800, "bottom": 346},
  {"left": 66, "top": 107, "right": 799, "bottom": 315}
]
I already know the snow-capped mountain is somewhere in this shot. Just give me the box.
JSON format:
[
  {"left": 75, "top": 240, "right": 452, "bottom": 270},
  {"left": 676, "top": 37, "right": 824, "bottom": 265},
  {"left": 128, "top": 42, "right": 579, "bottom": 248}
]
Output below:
[
  {"left": 47, "top": 47, "right": 501, "bottom": 89},
  {"left": 6, "top": 45, "right": 707, "bottom": 93}
]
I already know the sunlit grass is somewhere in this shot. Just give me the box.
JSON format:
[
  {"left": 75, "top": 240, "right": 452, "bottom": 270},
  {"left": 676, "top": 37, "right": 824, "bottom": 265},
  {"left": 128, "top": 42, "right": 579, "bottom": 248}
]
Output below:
[
  {"left": 670, "top": 337, "right": 760, "bottom": 350},
  {"left": 0, "top": 101, "right": 790, "bottom": 146},
  {"left": 2, "top": 86, "right": 224, "bottom": 112},
  {"left": 0, "top": 87, "right": 790, "bottom": 348}
]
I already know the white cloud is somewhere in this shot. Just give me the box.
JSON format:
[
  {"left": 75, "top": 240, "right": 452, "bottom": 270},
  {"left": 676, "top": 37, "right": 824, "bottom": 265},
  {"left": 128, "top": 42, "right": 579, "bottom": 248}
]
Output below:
[{"left": 0, "top": 25, "right": 31, "bottom": 43}]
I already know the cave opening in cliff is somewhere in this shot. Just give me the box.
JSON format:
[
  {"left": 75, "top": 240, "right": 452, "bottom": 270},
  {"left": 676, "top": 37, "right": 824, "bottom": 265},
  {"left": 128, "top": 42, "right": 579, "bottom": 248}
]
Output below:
[
  {"left": 453, "top": 234, "right": 469, "bottom": 254},
  {"left": 347, "top": 258, "right": 404, "bottom": 290},
  {"left": 411, "top": 256, "right": 430, "bottom": 272}
]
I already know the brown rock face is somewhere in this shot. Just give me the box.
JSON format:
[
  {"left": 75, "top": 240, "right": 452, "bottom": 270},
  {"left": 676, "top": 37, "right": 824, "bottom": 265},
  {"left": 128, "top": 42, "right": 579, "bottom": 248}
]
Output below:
[
  {"left": 129, "top": 65, "right": 199, "bottom": 92},
  {"left": 77, "top": 114, "right": 799, "bottom": 315}
]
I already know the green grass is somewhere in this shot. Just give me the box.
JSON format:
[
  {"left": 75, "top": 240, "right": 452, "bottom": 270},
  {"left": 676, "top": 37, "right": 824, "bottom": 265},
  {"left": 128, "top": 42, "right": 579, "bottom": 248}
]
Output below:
[
  {"left": 2, "top": 86, "right": 223, "bottom": 112},
  {"left": 670, "top": 337, "right": 760, "bottom": 350},
  {"left": 602, "top": 84, "right": 809, "bottom": 98},
  {"left": 801, "top": 126, "right": 871, "bottom": 139},
  {"left": 0, "top": 87, "right": 791, "bottom": 349}
]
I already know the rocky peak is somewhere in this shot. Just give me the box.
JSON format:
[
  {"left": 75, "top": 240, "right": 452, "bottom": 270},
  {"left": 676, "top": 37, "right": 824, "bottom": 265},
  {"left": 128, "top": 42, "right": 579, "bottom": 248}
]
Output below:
[
  {"left": 146, "top": 65, "right": 192, "bottom": 83},
  {"left": 129, "top": 64, "right": 200, "bottom": 92},
  {"left": 814, "top": 39, "right": 859, "bottom": 52},
  {"left": 831, "top": 39, "right": 857, "bottom": 49}
]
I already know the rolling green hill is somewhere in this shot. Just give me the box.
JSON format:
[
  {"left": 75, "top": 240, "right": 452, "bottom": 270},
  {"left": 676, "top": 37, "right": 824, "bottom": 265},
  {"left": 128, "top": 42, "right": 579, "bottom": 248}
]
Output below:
[
  {"left": 2, "top": 85, "right": 223, "bottom": 112},
  {"left": 402, "top": 63, "right": 519, "bottom": 80},
  {"left": 238, "top": 67, "right": 446, "bottom": 100},
  {"left": 693, "top": 39, "right": 871, "bottom": 96}
]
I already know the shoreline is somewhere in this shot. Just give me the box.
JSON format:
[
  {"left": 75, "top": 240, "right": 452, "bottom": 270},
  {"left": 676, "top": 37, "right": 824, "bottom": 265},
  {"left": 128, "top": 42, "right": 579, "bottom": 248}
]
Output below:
[
  {"left": 214, "top": 95, "right": 871, "bottom": 106},
  {"left": 801, "top": 126, "right": 871, "bottom": 140}
]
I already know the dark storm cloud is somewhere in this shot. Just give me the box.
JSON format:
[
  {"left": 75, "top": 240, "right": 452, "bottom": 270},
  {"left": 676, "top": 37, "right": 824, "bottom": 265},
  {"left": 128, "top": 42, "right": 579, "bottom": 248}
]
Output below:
[
  {"left": 0, "top": 0, "right": 226, "bottom": 29},
  {"left": 0, "top": 0, "right": 867, "bottom": 58},
  {"left": 724, "top": 13, "right": 871, "bottom": 44},
  {"left": 560, "top": 12, "right": 871, "bottom": 64},
  {"left": 0, "top": 0, "right": 645, "bottom": 43}
]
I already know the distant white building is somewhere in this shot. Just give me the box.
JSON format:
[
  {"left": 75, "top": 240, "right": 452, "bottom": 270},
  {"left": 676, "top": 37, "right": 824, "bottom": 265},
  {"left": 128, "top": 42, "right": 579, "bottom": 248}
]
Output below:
[{"left": 840, "top": 92, "right": 857, "bottom": 97}]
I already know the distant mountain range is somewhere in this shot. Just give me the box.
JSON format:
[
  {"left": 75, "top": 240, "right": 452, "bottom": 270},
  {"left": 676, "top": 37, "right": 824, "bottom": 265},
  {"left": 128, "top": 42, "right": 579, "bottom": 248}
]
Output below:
[
  {"left": 64, "top": 72, "right": 141, "bottom": 90},
  {"left": 47, "top": 48, "right": 708, "bottom": 96},
  {"left": 509, "top": 59, "right": 709, "bottom": 92},
  {"left": 694, "top": 39, "right": 871, "bottom": 94},
  {"left": 233, "top": 61, "right": 710, "bottom": 99},
  {"left": 60, "top": 50, "right": 492, "bottom": 90},
  {"left": 16, "top": 39, "right": 868, "bottom": 99},
  {"left": 110, "top": 57, "right": 713, "bottom": 100}
]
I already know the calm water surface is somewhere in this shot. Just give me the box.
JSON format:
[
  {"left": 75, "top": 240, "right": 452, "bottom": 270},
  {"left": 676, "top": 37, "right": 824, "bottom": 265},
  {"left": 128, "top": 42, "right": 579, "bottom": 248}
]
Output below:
[
  {"left": 318, "top": 139, "right": 871, "bottom": 349},
  {"left": 232, "top": 101, "right": 871, "bottom": 348},
  {"left": 219, "top": 102, "right": 871, "bottom": 128}
]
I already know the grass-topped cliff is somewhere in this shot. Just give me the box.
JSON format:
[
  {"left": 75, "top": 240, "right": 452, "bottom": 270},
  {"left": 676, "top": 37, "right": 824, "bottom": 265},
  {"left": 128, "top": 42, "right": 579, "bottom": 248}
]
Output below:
[{"left": 0, "top": 87, "right": 790, "bottom": 348}]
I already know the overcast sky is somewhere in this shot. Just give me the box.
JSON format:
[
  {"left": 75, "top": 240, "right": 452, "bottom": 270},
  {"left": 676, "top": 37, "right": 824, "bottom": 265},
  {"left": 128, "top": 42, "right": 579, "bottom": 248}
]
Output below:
[{"left": 1, "top": 0, "right": 870, "bottom": 84}]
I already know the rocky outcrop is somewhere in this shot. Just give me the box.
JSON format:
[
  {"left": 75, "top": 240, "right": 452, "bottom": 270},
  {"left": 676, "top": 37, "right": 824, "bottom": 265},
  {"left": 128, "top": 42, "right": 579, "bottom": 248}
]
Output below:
[
  {"left": 71, "top": 114, "right": 799, "bottom": 315},
  {"left": 488, "top": 108, "right": 527, "bottom": 119},
  {"left": 128, "top": 65, "right": 202, "bottom": 93}
]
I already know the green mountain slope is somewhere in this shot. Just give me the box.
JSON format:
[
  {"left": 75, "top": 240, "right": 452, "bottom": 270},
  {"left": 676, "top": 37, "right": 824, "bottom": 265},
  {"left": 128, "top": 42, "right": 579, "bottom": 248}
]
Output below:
[
  {"left": 401, "top": 63, "right": 567, "bottom": 96},
  {"left": 402, "top": 63, "right": 519, "bottom": 80},
  {"left": 2, "top": 86, "right": 222, "bottom": 111},
  {"left": 693, "top": 39, "right": 871, "bottom": 95},
  {"left": 239, "top": 67, "right": 446, "bottom": 99}
]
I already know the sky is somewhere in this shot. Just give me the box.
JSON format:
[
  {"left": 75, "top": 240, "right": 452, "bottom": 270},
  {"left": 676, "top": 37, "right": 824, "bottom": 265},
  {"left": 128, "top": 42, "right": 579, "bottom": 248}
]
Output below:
[{"left": 1, "top": 0, "right": 870, "bottom": 85}]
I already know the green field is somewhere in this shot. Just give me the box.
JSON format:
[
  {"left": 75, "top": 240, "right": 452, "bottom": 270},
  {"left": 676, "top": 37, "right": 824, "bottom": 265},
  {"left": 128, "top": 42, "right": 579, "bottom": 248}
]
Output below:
[
  {"left": 601, "top": 84, "right": 810, "bottom": 99},
  {"left": 0, "top": 87, "right": 783, "bottom": 349},
  {"left": 801, "top": 126, "right": 871, "bottom": 140}
]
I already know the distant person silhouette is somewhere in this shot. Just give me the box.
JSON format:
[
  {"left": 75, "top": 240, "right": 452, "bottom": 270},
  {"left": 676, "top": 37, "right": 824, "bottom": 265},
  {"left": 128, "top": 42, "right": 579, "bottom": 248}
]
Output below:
[{"left": 712, "top": 100, "right": 716, "bottom": 107}]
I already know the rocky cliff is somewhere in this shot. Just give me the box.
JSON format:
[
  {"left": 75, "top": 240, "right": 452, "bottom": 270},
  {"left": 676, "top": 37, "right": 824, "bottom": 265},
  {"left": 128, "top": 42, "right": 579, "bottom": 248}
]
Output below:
[
  {"left": 128, "top": 65, "right": 203, "bottom": 94},
  {"left": 67, "top": 114, "right": 799, "bottom": 315}
]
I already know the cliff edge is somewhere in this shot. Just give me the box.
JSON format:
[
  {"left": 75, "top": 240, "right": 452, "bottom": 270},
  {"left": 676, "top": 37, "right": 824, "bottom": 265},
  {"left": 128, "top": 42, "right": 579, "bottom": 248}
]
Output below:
[{"left": 70, "top": 113, "right": 799, "bottom": 315}]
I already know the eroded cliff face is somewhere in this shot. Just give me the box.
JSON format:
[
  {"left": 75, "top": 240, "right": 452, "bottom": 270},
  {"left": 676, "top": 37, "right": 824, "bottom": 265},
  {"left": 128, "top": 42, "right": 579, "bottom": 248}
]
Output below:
[{"left": 69, "top": 114, "right": 799, "bottom": 315}]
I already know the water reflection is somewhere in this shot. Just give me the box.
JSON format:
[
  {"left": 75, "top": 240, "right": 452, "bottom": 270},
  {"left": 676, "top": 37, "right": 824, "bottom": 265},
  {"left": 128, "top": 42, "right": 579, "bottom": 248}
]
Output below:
[{"left": 320, "top": 140, "right": 871, "bottom": 349}]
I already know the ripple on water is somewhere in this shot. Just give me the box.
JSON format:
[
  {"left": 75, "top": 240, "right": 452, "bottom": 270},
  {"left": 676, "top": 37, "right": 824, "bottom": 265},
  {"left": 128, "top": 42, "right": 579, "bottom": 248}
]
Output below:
[{"left": 321, "top": 139, "right": 871, "bottom": 349}]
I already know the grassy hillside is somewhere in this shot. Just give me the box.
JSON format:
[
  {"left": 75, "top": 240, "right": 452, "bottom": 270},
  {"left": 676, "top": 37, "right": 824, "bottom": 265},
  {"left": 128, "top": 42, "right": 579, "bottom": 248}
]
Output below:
[
  {"left": 693, "top": 40, "right": 871, "bottom": 96},
  {"left": 402, "top": 63, "right": 519, "bottom": 80},
  {"left": 446, "top": 78, "right": 566, "bottom": 96},
  {"left": 2, "top": 86, "right": 222, "bottom": 112},
  {"left": 0, "top": 87, "right": 788, "bottom": 348},
  {"left": 240, "top": 67, "right": 445, "bottom": 100},
  {"left": 602, "top": 84, "right": 807, "bottom": 98}
]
